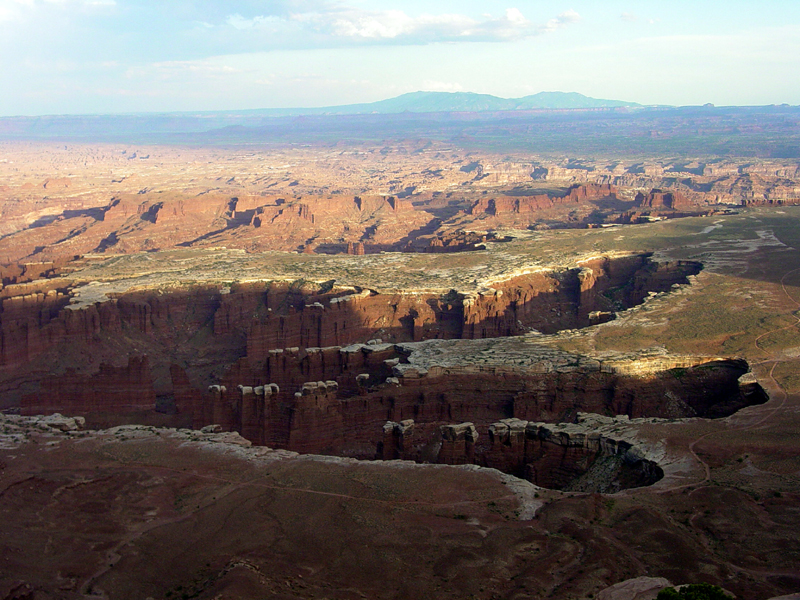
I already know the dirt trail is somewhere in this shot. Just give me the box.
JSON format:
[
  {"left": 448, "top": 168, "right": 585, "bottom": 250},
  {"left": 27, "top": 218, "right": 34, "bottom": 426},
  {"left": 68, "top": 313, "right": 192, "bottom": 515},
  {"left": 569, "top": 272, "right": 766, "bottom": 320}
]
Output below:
[{"left": 651, "top": 264, "right": 800, "bottom": 496}]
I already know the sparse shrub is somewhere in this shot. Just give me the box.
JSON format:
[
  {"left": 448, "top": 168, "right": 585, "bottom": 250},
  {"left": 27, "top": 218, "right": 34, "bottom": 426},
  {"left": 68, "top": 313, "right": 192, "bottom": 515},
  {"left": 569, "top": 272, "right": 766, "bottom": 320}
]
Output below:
[{"left": 656, "top": 583, "right": 733, "bottom": 600}]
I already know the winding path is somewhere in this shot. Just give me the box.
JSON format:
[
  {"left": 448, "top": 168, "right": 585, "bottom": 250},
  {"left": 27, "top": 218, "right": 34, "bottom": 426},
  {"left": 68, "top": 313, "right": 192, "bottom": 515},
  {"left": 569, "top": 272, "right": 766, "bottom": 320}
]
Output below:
[{"left": 648, "top": 263, "right": 800, "bottom": 495}]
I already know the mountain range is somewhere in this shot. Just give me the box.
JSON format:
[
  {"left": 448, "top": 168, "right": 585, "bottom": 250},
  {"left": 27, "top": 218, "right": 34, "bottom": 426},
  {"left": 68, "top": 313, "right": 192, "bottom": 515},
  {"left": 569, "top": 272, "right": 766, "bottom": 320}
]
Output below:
[
  {"left": 0, "top": 91, "right": 657, "bottom": 141},
  {"left": 239, "top": 91, "right": 642, "bottom": 117}
]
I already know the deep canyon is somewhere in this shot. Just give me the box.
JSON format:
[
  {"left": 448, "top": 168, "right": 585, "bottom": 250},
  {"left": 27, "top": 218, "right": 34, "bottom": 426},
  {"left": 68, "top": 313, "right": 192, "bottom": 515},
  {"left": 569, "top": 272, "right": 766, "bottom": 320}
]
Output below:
[{"left": 2, "top": 250, "right": 766, "bottom": 493}]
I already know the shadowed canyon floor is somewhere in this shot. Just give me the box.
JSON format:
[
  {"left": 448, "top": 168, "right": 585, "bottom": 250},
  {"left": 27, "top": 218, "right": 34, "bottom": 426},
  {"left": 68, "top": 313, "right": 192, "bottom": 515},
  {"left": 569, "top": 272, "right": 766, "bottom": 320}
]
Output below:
[{"left": 0, "top": 143, "right": 799, "bottom": 599}]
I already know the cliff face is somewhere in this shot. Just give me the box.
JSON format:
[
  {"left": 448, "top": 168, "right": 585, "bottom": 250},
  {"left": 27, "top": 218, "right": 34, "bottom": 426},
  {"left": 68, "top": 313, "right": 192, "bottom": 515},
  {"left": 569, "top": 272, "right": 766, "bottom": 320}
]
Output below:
[
  {"left": 194, "top": 352, "right": 762, "bottom": 462},
  {"left": 481, "top": 416, "right": 664, "bottom": 492},
  {"left": 464, "top": 255, "right": 700, "bottom": 336},
  {"left": 634, "top": 189, "right": 693, "bottom": 210},
  {"left": 191, "top": 350, "right": 763, "bottom": 491},
  {"left": 20, "top": 356, "right": 156, "bottom": 416},
  {"left": 243, "top": 254, "right": 702, "bottom": 355},
  {"left": 2, "top": 254, "right": 702, "bottom": 423},
  {"left": 0, "top": 280, "right": 73, "bottom": 368},
  {"left": 469, "top": 184, "right": 617, "bottom": 216},
  {"left": 3, "top": 284, "right": 230, "bottom": 409}
]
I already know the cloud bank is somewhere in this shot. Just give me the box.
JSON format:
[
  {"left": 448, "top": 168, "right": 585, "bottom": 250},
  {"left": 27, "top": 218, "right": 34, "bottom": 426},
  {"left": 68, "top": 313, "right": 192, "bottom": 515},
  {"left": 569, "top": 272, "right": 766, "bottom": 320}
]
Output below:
[{"left": 224, "top": 6, "right": 582, "bottom": 46}]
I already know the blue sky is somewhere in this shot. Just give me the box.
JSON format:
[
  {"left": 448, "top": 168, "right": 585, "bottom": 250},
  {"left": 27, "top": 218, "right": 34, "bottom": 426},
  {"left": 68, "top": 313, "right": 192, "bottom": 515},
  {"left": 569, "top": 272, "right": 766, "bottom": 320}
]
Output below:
[{"left": 1, "top": 0, "right": 798, "bottom": 115}]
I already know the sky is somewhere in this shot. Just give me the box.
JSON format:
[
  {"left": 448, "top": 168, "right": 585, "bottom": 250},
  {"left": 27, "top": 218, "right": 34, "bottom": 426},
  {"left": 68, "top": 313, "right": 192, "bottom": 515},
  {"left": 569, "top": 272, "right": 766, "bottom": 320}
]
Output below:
[{"left": 0, "top": 0, "right": 799, "bottom": 115}]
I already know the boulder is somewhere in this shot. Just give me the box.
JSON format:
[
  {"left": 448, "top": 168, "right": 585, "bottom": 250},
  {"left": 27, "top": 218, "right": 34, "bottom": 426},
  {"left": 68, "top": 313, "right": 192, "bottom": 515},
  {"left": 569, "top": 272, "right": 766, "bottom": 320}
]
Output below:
[
  {"left": 596, "top": 577, "right": 673, "bottom": 600},
  {"left": 38, "top": 413, "right": 85, "bottom": 432}
]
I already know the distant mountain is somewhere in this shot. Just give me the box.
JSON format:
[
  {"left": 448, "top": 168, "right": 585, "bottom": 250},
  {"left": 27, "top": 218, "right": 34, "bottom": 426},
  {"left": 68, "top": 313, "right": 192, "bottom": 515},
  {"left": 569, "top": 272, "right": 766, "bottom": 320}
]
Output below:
[
  {"left": 0, "top": 91, "right": 650, "bottom": 141},
  {"left": 245, "top": 91, "right": 641, "bottom": 117}
]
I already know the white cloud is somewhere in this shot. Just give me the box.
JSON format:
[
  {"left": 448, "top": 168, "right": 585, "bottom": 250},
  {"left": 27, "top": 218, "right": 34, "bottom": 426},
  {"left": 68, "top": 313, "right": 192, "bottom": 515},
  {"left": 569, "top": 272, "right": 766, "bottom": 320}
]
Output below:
[
  {"left": 621, "top": 12, "right": 637, "bottom": 23},
  {"left": 0, "top": 0, "right": 27, "bottom": 22},
  {"left": 328, "top": 10, "right": 412, "bottom": 38},
  {"left": 154, "top": 60, "right": 242, "bottom": 75},
  {"left": 505, "top": 8, "right": 526, "bottom": 25},
  {"left": 226, "top": 13, "right": 283, "bottom": 31},
  {"left": 540, "top": 9, "right": 581, "bottom": 33},
  {"left": 223, "top": 6, "right": 581, "bottom": 45}
]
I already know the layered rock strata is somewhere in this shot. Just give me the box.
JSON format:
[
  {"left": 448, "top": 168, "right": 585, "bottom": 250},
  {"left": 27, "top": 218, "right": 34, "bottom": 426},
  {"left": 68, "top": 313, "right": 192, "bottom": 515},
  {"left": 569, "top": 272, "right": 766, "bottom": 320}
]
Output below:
[
  {"left": 8, "top": 254, "right": 701, "bottom": 417},
  {"left": 20, "top": 356, "right": 156, "bottom": 416},
  {"left": 483, "top": 415, "right": 664, "bottom": 492},
  {"left": 194, "top": 340, "right": 764, "bottom": 469},
  {"left": 469, "top": 184, "right": 618, "bottom": 216},
  {"left": 379, "top": 413, "right": 665, "bottom": 492}
]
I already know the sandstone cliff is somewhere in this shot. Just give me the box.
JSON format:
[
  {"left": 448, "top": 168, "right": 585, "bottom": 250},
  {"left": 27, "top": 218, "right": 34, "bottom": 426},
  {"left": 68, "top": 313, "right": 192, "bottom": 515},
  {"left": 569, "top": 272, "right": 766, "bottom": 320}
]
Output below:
[
  {"left": 194, "top": 338, "right": 763, "bottom": 471},
  {"left": 21, "top": 356, "right": 156, "bottom": 416},
  {"left": 0, "top": 254, "right": 704, "bottom": 420}
]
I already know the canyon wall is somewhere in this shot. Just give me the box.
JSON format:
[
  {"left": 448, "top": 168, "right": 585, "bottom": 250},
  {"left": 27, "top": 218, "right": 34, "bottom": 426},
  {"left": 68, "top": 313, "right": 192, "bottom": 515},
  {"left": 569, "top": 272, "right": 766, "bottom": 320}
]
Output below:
[
  {"left": 482, "top": 417, "right": 664, "bottom": 492},
  {"left": 20, "top": 356, "right": 156, "bottom": 416},
  {"left": 194, "top": 354, "right": 762, "bottom": 459},
  {"left": 192, "top": 355, "right": 762, "bottom": 490},
  {"left": 7, "top": 254, "right": 703, "bottom": 423},
  {"left": 469, "top": 184, "right": 618, "bottom": 216},
  {"left": 634, "top": 189, "right": 693, "bottom": 210}
]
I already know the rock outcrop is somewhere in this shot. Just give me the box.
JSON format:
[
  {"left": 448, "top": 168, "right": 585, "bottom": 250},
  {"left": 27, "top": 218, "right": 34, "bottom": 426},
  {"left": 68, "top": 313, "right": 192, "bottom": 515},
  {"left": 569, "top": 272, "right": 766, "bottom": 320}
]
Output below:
[
  {"left": 380, "top": 419, "right": 415, "bottom": 460},
  {"left": 635, "top": 189, "right": 693, "bottom": 210},
  {"left": 438, "top": 422, "right": 479, "bottom": 465},
  {"left": 469, "top": 184, "right": 617, "bottom": 216},
  {"left": 0, "top": 250, "right": 745, "bottom": 442},
  {"left": 192, "top": 337, "right": 764, "bottom": 476},
  {"left": 596, "top": 577, "right": 673, "bottom": 600},
  {"left": 189, "top": 349, "right": 763, "bottom": 491}
]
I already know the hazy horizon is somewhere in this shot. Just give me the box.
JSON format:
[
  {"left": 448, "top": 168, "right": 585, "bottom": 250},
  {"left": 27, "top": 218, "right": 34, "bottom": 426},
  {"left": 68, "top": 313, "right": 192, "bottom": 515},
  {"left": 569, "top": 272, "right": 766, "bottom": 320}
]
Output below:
[
  {"left": 1, "top": 0, "right": 799, "bottom": 117},
  {"left": 1, "top": 90, "right": 794, "bottom": 120}
]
